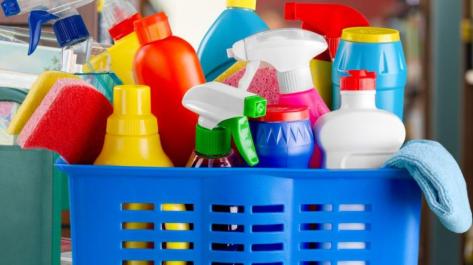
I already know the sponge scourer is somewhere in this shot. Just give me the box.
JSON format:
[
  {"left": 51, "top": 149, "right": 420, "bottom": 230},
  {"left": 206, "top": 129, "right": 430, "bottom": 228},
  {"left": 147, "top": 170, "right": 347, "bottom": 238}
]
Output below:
[{"left": 17, "top": 79, "right": 113, "bottom": 164}]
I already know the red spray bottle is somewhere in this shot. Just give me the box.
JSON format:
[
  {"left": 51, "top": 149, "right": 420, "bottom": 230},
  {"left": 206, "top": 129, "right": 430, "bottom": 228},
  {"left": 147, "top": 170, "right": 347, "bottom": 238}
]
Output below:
[
  {"left": 134, "top": 13, "right": 205, "bottom": 167},
  {"left": 285, "top": 3, "right": 369, "bottom": 109}
]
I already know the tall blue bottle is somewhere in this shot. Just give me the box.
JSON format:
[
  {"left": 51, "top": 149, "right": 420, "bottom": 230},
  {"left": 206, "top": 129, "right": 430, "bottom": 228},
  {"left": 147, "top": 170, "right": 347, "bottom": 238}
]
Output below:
[
  {"left": 198, "top": 0, "right": 268, "bottom": 81},
  {"left": 333, "top": 27, "right": 407, "bottom": 119}
]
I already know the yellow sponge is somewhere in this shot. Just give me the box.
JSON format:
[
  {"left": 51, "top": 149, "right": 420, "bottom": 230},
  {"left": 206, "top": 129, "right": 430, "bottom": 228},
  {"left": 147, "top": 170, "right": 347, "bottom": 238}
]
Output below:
[
  {"left": 8, "top": 71, "right": 78, "bottom": 135},
  {"left": 214, "top": 61, "right": 247, "bottom": 82}
]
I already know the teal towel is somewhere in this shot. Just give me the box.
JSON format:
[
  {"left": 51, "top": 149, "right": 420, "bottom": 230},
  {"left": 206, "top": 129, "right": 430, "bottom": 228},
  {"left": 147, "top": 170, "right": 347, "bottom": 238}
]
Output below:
[{"left": 385, "top": 140, "right": 472, "bottom": 233}]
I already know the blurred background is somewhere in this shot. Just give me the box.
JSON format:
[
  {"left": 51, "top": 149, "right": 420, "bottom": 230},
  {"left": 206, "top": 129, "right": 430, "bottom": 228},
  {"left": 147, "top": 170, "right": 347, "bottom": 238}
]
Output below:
[{"left": 0, "top": 0, "right": 471, "bottom": 264}]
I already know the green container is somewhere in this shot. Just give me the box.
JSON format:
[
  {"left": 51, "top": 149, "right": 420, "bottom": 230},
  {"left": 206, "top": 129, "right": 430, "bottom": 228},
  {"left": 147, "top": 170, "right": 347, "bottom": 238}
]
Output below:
[{"left": 0, "top": 87, "right": 62, "bottom": 265}]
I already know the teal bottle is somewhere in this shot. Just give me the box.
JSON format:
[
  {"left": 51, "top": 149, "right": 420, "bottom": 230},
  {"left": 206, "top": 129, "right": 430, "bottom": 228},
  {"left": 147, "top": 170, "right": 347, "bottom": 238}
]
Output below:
[{"left": 198, "top": 0, "right": 268, "bottom": 81}]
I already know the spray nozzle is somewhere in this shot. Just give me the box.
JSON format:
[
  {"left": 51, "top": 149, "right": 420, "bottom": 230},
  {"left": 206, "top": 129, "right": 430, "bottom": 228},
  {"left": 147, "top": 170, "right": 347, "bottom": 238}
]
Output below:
[
  {"left": 227, "top": 28, "right": 328, "bottom": 94},
  {"left": 284, "top": 2, "right": 369, "bottom": 60},
  {"left": 28, "top": 10, "right": 58, "bottom": 55},
  {"left": 183, "top": 82, "right": 267, "bottom": 166}
]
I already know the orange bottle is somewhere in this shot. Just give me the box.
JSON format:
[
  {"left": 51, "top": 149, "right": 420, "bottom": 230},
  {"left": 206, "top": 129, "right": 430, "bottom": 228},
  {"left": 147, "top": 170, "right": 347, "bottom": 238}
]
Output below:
[{"left": 134, "top": 13, "right": 205, "bottom": 167}]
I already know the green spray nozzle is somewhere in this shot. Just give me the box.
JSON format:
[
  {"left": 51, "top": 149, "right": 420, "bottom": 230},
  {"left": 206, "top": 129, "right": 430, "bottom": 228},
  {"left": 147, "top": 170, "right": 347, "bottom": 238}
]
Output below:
[{"left": 183, "top": 82, "right": 267, "bottom": 166}]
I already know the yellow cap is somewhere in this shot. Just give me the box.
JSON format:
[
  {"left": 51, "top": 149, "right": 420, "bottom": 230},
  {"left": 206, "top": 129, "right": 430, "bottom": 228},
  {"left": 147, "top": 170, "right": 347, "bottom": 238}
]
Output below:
[
  {"left": 227, "top": 0, "right": 257, "bottom": 10},
  {"left": 107, "top": 85, "right": 158, "bottom": 136},
  {"left": 342, "top": 27, "right": 400, "bottom": 43}
]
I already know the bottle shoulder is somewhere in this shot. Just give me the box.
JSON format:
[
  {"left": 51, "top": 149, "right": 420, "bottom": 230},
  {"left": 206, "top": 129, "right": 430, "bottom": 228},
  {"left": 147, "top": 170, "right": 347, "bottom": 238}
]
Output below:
[{"left": 316, "top": 109, "right": 405, "bottom": 149}]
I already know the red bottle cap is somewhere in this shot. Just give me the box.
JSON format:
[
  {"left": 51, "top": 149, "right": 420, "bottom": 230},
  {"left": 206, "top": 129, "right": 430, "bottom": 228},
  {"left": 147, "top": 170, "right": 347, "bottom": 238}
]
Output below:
[
  {"left": 341, "top": 70, "right": 376, "bottom": 91},
  {"left": 284, "top": 2, "right": 369, "bottom": 60},
  {"left": 109, "top": 13, "right": 142, "bottom": 41},
  {"left": 134, "top": 12, "right": 172, "bottom": 45},
  {"left": 259, "top": 105, "right": 310, "bottom": 122}
]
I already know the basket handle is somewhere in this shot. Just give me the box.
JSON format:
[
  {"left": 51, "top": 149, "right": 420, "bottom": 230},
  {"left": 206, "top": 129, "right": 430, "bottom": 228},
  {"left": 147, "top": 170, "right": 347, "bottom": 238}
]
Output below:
[{"left": 0, "top": 87, "right": 27, "bottom": 104}]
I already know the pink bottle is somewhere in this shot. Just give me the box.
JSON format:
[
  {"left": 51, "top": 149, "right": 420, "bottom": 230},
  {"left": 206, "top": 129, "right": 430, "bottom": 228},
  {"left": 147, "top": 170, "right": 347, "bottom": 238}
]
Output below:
[{"left": 228, "top": 28, "right": 329, "bottom": 167}]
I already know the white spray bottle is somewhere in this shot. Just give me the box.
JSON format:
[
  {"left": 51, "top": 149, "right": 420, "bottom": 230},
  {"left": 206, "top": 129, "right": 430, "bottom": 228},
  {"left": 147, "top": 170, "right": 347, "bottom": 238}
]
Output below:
[{"left": 227, "top": 28, "right": 330, "bottom": 126}]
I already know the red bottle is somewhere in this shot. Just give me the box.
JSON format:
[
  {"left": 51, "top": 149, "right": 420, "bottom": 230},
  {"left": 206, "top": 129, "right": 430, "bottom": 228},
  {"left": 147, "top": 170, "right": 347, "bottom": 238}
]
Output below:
[{"left": 134, "top": 13, "right": 205, "bottom": 166}]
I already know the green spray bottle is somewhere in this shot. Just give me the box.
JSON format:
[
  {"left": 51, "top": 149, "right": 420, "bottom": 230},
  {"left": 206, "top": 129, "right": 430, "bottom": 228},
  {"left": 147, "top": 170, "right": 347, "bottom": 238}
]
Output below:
[{"left": 182, "top": 81, "right": 267, "bottom": 168}]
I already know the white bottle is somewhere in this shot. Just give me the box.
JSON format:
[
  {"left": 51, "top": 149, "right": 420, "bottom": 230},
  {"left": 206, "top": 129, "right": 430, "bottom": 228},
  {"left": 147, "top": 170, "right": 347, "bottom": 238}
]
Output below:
[{"left": 315, "top": 70, "right": 406, "bottom": 169}]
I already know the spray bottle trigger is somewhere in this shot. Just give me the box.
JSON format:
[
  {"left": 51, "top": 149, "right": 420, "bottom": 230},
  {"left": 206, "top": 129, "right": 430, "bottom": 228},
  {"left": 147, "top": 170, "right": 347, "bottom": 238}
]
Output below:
[
  {"left": 220, "top": 117, "right": 259, "bottom": 167},
  {"left": 28, "top": 10, "right": 58, "bottom": 55}
]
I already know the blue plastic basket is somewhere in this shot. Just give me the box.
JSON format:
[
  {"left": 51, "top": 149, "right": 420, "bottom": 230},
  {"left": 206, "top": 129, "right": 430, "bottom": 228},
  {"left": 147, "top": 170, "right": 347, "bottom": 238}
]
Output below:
[{"left": 57, "top": 160, "right": 422, "bottom": 265}]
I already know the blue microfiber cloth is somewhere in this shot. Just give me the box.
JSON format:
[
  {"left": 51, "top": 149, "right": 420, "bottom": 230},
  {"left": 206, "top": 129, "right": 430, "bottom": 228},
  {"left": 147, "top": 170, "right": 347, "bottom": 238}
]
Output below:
[{"left": 385, "top": 140, "right": 472, "bottom": 233}]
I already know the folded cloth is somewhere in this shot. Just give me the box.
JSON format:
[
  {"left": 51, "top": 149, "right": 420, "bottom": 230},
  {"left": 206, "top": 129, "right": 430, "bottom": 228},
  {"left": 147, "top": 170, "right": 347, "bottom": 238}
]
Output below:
[{"left": 385, "top": 140, "right": 472, "bottom": 233}]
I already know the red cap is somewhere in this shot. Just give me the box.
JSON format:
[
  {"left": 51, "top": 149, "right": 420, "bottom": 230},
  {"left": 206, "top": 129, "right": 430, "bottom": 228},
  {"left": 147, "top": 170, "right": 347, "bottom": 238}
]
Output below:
[
  {"left": 109, "top": 13, "right": 142, "bottom": 41},
  {"left": 134, "top": 12, "right": 172, "bottom": 45},
  {"left": 285, "top": 2, "right": 369, "bottom": 60},
  {"left": 341, "top": 70, "right": 376, "bottom": 91},
  {"left": 259, "top": 105, "right": 310, "bottom": 122}
]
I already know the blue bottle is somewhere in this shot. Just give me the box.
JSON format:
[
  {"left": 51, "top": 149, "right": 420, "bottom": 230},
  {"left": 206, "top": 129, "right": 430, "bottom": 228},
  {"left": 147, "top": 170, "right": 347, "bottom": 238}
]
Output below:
[
  {"left": 333, "top": 27, "right": 407, "bottom": 119},
  {"left": 251, "top": 105, "right": 314, "bottom": 168},
  {"left": 197, "top": 0, "right": 268, "bottom": 81}
]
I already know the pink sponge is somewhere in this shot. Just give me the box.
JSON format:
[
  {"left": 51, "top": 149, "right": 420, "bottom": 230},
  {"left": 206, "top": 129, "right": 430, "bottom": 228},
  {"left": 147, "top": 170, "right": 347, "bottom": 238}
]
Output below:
[
  {"left": 18, "top": 78, "right": 113, "bottom": 164},
  {"left": 223, "top": 67, "right": 280, "bottom": 104}
]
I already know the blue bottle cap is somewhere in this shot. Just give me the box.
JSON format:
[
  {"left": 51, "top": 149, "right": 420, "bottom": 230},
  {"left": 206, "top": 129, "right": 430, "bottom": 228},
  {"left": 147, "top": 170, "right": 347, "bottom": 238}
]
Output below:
[
  {"left": 53, "top": 14, "right": 90, "bottom": 48},
  {"left": 1, "top": 0, "right": 20, "bottom": 16}
]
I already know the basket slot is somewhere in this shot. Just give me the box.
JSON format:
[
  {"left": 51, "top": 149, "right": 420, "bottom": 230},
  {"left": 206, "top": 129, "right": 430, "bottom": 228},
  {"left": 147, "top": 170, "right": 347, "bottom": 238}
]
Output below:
[
  {"left": 122, "top": 241, "right": 155, "bottom": 249},
  {"left": 122, "top": 261, "right": 155, "bottom": 265},
  {"left": 160, "top": 261, "right": 193, "bottom": 265},
  {"left": 301, "top": 242, "right": 332, "bottom": 250},
  {"left": 212, "top": 205, "right": 244, "bottom": 213},
  {"left": 251, "top": 243, "right": 284, "bottom": 252},
  {"left": 337, "top": 223, "right": 370, "bottom": 231},
  {"left": 301, "top": 223, "right": 333, "bottom": 231},
  {"left": 337, "top": 261, "right": 367, "bottom": 265},
  {"left": 300, "top": 262, "right": 332, "bottom": 265},
  {"left": 337, "top": 242, "right": 369, "bottom": 250},
  {"left": 122, "top": 222, "right": 155, "bottom": 230},
  {"left": 338, "top": 204, "right": 371, "bottom": 212},
  {"left": 161, "top": 242, "right": 194, "bottom": 250},
  {"left": 211, "top": 223, "right": 244, "bottom": 232},
  {"left": 122, "top": 203, "right": 156, "bottom": 211},
  {"left": 251, "top": 262, "right": 283, "bottom": 265},
  {"left": 211, "top": 243, "right": 245, "bottom": 252},
  {"left": 252, "top": 224, "right": 284, "bottom": 233},
  {"left": 161, "top": 223, "right": 194, "bottom": 231},
  {"left": 161, "top": 204, "right": 194, "bottom": 212},
  {"left": 301, "top": 204, "right": 334, "bottom": 212},
  {"left": 298, "top": 215, "right": 370, "bottom": 224},
  {"left": 252, "top": 204, "right": 284, "bottom": 213}
]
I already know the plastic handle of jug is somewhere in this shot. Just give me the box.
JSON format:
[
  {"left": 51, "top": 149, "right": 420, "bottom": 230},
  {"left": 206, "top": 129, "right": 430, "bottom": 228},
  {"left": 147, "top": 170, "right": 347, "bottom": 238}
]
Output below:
[
  {"left": 28, "top": 10, "right": 58, "bottom": 55},
  {"left": 220, "top": 117, "right": 259, "bottom": 167}
]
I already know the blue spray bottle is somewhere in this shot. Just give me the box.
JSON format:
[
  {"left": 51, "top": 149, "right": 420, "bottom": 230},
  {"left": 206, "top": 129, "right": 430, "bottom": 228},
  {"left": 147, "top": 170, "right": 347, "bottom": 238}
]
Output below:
[
  {"left": 1, "top": 0, "right": 95, "bottom": 73},
  {"left": 198, "top": 0, "right": 268, "bottom": 81}
]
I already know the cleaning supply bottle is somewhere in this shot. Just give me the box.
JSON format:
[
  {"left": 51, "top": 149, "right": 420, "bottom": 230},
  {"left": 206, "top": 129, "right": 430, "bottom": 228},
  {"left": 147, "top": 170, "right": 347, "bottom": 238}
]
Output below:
[
  {"left": 87, "top": 0, "right": 141, "bottom": 85},
  {"left": 333, "top": 27, "right": 408, "bottom": 119},
  {"left": 315, "top": 70, "right": 406, "bottom": 169},
  {"left": 94, "top": 85, "right": 188, "bottom": 265},
  {"left": 198, "top": 0, "right": 268, "bottom": 81},
  {"left": 1, "top": 0, "right": 94, "bottom": 71},
  {"left": 182, "top": 82, "right": 267, "bottom": 168},
  {"left": 228, "top": 28, "right": 330, "bottom": 168},
  {"left": 134, "top": 12, "right": 205, "bottom": 167},
  {"left": 228, "top": 28, "right": 330, "bottom": 126},
  {"left": 250, "top": 105, "right": 314, "bottom": 168},
  {"left": 284, "top": 2, "right": 369, "bottom": 109}
]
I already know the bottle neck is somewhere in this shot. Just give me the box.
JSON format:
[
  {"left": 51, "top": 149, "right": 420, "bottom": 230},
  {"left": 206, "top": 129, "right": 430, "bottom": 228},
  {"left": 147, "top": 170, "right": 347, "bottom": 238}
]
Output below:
[
  {"left": 340, "top": 91, "right": 377, "bottom": 109},
  {"left": 277, "top": 67, "right": 313, "bottom": 94}
]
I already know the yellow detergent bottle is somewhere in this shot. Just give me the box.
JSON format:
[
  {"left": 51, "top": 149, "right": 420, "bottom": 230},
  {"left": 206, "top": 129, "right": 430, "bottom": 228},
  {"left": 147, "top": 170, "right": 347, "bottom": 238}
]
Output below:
[
  {"left": 8, "top": 71, "right": 78, "bottom": 135},
  {"left": 94, "top": 85, "right": 188, "bottom": 265},
  {"left": 86, "top": 0, "right": 141, "bottom": 85}
]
